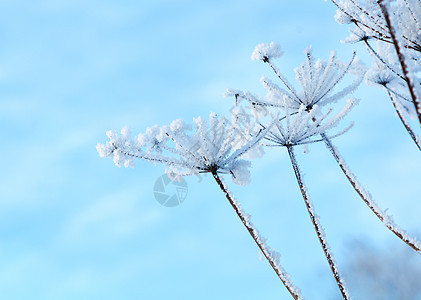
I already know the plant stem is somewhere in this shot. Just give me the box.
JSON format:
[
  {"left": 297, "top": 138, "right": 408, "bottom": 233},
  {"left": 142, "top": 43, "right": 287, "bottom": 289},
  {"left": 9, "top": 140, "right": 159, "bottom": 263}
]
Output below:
[
  {"left": 363, "top": 40, "right": 405, "bottom": 81},
  {"left": 385, "top": 90, "right": 421, "bottom": 151},
  {"left": 286, "top": 146, "right": 350, "bottom": 300},
  {"left": 378, "top": 0, "right": 421, "bottom": 126},
  {"left": 321, "top": 133, "right": 421, "bottom": 253},
  {"left": 211, "top": 171, "right": 303, "bottom": 300}
]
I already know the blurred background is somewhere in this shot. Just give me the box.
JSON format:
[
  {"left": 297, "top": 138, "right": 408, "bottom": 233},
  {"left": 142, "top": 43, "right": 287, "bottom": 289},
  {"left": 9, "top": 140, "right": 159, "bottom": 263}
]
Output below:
[{"left": 0, "top": 0, "right": 420, "bottom": 299}]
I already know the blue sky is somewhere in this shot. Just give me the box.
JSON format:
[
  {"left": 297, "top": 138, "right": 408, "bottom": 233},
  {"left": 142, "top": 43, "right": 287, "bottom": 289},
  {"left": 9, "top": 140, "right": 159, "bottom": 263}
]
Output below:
[{"left": 1, "top": 0, "right": 420, "bottom": 299}]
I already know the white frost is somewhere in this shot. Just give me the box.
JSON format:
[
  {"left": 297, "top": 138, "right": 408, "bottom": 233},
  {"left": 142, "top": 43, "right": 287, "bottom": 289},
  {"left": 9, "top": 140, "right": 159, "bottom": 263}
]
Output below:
[
  {"left": 251, "top": 42, "right": 283, "bottom": 61},
  {"left": 97, "top": 112, "right": 273, "bottom": 186}
]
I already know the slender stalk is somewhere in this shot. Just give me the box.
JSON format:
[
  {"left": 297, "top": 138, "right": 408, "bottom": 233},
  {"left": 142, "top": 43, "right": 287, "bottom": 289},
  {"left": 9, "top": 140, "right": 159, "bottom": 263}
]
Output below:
[
  {"left": 363, "top": 40, "right": 405, "bottom": 81},
  {"left": 362, "top": 40, "right": 420, "bottom": 150},
  {"left": 264, "top": 60, "right": 302, "bottom": 105},
  {"left": 385, "top": 90, "right": 421, "bottom": 151},
  {"left": 378, "top": 0, "right": 421, "bottom": 126},
  {"left": 286, "top": 146, "right": 350, "bottom": 300},
  {"left": 321, "top": 133, "right": 421, "bottom": 253},
  {"left": 211, "top": 171, "right": 303, "bottom": 300}
]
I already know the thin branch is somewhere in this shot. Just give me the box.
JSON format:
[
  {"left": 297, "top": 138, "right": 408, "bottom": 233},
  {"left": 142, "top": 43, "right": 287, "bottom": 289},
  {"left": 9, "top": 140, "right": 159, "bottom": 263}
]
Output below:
[
  {"left": 286, "top": 146, "right": 350, "bottom": 300},
  {"left": 384, "top": 84, "right": 412, "bottom": 103},
  {"left": 321, "top": 133, "right": 421, "bottom": 253},
  {"left": 378, "top": 0, "right": 421, "bottom": 126},
  {"left": 348, "top": 0, "right": 389, "bottom": 34},
  {"left": 265, "top": 60, "right": 303, "bottom": 105},
  {"left": 403, "top": 0, "right": 421, "bottom": 32},
  {"left": 111, "top": 144, "right": 184, "bottom": 167},
  {"left": 211, "top": 171, "right": 303, "bottom": 300},
  {"left": 315, "top": 51, "right": 357, "bottom": 104},
  {"left": 385, "top": 90, "right": 421, "bottom": 151},
  {"left": 364, "top": 40, "right": 406, "bottom": 81}
]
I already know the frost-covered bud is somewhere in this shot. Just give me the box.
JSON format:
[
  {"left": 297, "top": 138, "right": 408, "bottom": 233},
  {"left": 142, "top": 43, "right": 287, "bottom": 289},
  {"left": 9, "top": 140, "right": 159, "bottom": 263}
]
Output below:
[
  {"left": 112, "top": 147, "right": 135, "bottom": 168},
  {"left": 145, "top": 125, "right": 162, "bottom": 142},
  {"left": 169, "top": 119, "right": 191, "bottom": 133},
  {"left": 193, "top": 116, "right": 209, "bottom": 135},
  {"left": 106, "top": 129, "right": 119, "bottom": 143},
  {"left": 135, "top": 133, "right": 148, "bottom": 147},
  {"left": 96, "top": 141, "right": 114, "bottom": 158},
  {"left": 224, "top": 88, "right": 244, "bottom": 98},
  {"left": 97, "top": 128, "right": 137, "bottom": 168},
  {"left": 155, "top": 129, "right": 168, "bottom": 144},
  {"left": 251, "top": 42, "right": 283, "bottom": 62},
  {"left": 145, "top": 124, "right": 159, "bottom": 137},
  {"left": 96, "top": 130, "right": 119, "bottom": 158},
  {"left": 120, "top": 126, "right": 131, "bottom": 141}
]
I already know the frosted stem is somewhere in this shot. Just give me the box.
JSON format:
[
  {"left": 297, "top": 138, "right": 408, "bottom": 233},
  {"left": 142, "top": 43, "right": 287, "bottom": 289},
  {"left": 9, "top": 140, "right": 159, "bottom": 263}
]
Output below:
[
  {"left": 363, "top": 40, "right": 405, "bottom": 81},
  {"left": 385, "top": 90, "right": 421, "bottom": 151},
  {"left": 286, "top": 146, "right": 350, "bottom": 300},
  {"left": 211, "top": 171, "right": 303, "bottom": 300},
  {"left": 378, "top": 0, "right": 421, "bottom": 126},
  {"left": 321, "top": 133, "right": 421, "bottom": 253},
  {"left": 265, "top": 60, "right": 302, "bottom": 105}
]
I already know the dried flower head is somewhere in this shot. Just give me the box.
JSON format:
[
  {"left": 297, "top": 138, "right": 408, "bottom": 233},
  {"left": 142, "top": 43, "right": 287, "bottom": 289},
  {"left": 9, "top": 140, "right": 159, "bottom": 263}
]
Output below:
[
  {"left": 230, "top": 46, "right": 364, "bottom": 117},
  {"left": 97, "top": 112, "right": 273, "bottom": 186},
  {"left": 251, "top": 42, "right": 283, "bottom": 62},
  {"left": 264, "top": 98, "right": 358, "bottom": 147}
]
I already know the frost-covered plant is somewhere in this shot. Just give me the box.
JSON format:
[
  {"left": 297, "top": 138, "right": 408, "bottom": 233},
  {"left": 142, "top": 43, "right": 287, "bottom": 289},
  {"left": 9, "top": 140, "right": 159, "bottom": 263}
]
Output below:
[
  {"left": 97, "top": 112, "right": 303, "bottom": 300},
  {"left": 230, "top": 42, "right": 421, "bottom": 255},
  {"left": 224, "top": 43, "right": 421, "bottom": 299},
  {"left": 97, "top": 112, "right": 269, "bottom": 186},
  {"left": 263, "top": 99, "right": 357, "bottom": 148},
  {"left": 226, "top": 44, "right": 360, "bottom": 299},
  {"left": 97, "top": 5, "right": 421, "bottom": 297},
  {"left": 263, "top": 102, "right": 356, "bottom": 300},
  {"left": 364, "top": 41, "right": 421, "bottom": 150},
  {"left": 330, "top": 0, "right": 421, "bottom": 145},
  {"left": 332, "top": 0, "right": 421, "bottom": 51},
  {"left": 251, "top": 42, "right": 283, "bottom": 62},
  {"left": 326, "top": 0, "right": 421, "bottom": 251},
  {"left": 247, "top": 44, "right": 365, "bottom": 113}
]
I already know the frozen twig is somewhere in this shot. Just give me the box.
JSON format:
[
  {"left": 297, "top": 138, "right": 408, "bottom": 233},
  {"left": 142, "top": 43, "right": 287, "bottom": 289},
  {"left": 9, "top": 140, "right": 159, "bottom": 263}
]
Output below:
[
  {"left": 287, "top": 146, "right": 350, "bottom": 300},
  {"left": 211, "top": 171, "right": 303, "bottom": 300},
  {"left": 321, "top": 133, "right": 421, "bottom": 253},
  {"left": 385, "top": 90, "right": 421, "bottom": 151}
]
